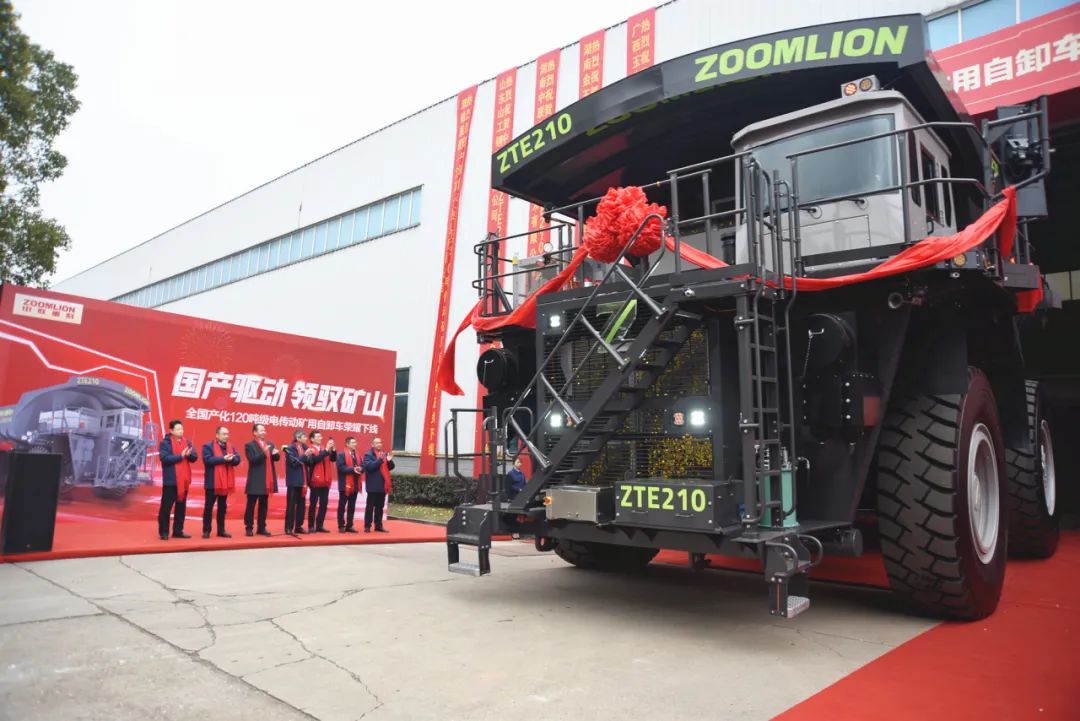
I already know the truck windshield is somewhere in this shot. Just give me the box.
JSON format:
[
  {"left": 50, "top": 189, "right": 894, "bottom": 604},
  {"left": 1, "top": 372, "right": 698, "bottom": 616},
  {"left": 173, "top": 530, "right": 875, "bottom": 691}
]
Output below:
[{"left": 750, "top": 114, "right": 897, "bottom": 205}]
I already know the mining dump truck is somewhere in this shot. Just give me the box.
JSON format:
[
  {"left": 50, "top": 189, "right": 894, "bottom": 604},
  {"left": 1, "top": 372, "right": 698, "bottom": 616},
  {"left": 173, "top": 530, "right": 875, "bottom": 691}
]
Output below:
[
  {"left": 0, "top": 376, "right": 157, "bottom": 498},
  {"left": 443, "top": 15, "right": 1062, "bottom": 620}
]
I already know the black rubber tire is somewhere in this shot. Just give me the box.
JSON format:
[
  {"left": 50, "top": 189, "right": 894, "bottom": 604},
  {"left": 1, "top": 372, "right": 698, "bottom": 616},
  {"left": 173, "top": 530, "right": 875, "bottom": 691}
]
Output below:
[
  {"left": 553, "top": 539, "right": 658, "bottom": 572},
  {"left": 93, "top": 486, "right": 131, "bottom": 499},
  {"left": 1005, "top": 381, "right": 1059, "bottom": 558},
  {"left": 875, "top": 368, "right": 1008, "bottom": 621}
]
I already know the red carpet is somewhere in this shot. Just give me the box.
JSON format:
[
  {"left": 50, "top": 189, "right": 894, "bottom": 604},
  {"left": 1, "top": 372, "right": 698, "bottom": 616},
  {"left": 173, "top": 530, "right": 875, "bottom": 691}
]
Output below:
[
  {"left": 656, "top": 535, "right": 1080, "bottom": 720},
  {"left": 0, "top": 517, "right": 445, "bottom": 563},
  {"left": 0, "top": 484, "right": 445, "bottom": 562},
  {"left": 771, "top": 533, "right": 1080, "bottom": 721}
]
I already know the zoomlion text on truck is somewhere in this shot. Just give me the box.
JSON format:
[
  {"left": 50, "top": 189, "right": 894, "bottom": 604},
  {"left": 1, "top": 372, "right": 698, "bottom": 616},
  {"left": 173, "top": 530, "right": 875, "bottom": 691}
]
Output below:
[{"left": 440, "top": 14, "right": 1074, "bottom": 620}]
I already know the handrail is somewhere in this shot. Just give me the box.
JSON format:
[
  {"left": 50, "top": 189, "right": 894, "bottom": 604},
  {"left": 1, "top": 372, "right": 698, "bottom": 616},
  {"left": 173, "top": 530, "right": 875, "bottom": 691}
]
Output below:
[{"left": 500, "top": 211, "right": 670, "bottom": 466}]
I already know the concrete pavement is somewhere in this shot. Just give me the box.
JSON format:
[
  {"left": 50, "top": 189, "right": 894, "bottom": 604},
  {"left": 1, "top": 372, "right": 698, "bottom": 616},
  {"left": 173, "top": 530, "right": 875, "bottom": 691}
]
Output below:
[{"left": 0, "top": 542, "right": 934, "bottom": 721}]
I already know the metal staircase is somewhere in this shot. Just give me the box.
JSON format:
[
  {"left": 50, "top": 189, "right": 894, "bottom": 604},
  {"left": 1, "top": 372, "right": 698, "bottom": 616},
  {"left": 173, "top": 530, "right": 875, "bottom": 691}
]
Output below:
[{"left": 507, "top": 292, "right": 703, "bottom": 512}]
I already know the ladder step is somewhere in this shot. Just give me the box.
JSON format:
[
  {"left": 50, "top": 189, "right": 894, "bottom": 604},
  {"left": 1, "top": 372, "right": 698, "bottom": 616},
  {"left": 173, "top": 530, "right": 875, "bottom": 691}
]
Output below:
[
  {"left": 785, "top": 595, "right": 810, "bottom": 618},
  {"left": 448, "top": 561, "right": 487, "bottom": 577},
  {"left": 674, "top": 309, "right": 703, "bottom": 321},
  {"left": 651, "top": 338, "right": 685, "bottom": 351},
  {"left": 636, "top": 362, "right": 666, "bottom": 373},
  {"left": 753, "top": 375, "right": 778, "bottom": 382},
  {"left": 447, "top": 532, "right": 485, "bottom": 546}
]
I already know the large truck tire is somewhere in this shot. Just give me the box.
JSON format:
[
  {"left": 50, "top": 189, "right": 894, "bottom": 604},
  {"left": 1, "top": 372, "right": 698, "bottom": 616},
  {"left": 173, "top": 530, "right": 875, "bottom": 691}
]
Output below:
[
  {"left": 1005, "top": 381, "right": 1059, "bottom": 558},
  {"left": 93, "top": 486, "right": 130, "bottom": 499},
  {"left": 554, "top": 539, "right": 658, "bottom": 572},
  {"left": 876, "top": 368, "right": 1007, "bottom": 620}
]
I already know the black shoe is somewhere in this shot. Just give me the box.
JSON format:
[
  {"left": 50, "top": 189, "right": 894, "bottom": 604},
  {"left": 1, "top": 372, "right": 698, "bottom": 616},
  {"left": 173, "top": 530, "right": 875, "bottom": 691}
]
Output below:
[
  {"left": 202, "top": 532, "right": 211, "bottom": 539},
  {"left": 364, "top": 527, "right": 371, "bottom": 533},
  {"left": 172, "top": 532, "right": 191, "bottom": 539},
  {"left": 345, "top": 527, "right": 358, "bottom": 534},
  {"left": 257, "top": 529, "right": 272, "bottom": 537},
  {"left": 245, "top": 529, "right": 254, "bottom": 537},
  {"left": 159, "top": 533, "right": 169, "bottom": 541},
  {"left": 338, "top": 526, "right": 346, "bottom": 532},
  {"left": 317, "top": 527, "right": 330, "bottom": 533},
  {"left": 375, "top": 527, "right": 389, "bottom": 533},
  {"left": 218, "top": 531, "right": 232, "bottom": 538},
  {"left": 293, "top": 528, "right": 306, "bottom": 535}
]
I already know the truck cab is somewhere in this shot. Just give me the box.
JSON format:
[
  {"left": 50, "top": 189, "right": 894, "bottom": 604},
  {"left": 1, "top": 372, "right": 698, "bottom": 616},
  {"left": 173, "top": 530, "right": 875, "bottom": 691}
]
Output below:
[{"left": 732, "top": 87, "right": 958, "bottom": 274}]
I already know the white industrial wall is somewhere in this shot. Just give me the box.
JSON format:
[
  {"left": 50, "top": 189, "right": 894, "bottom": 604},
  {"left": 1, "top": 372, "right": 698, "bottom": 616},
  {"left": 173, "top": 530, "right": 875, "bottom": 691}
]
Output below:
[{"left": 54, "top": 0, "right": 955, "bottom": 454}]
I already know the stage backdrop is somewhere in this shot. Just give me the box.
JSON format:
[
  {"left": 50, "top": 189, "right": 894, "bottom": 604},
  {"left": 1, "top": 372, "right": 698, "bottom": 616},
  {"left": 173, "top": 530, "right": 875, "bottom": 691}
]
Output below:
[{"left": 0, "top": 284, "right": 395, "bottom": 527}]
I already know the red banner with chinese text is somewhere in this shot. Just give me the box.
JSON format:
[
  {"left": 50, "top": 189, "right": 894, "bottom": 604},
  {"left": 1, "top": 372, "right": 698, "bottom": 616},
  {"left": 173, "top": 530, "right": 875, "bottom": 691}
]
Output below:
[
  {"left": 419, "top": 86, "right": 478, "bottom": 475},
  {"left": 627, "top": 8, "right": 656, "bottom": 75},
  {"left": 0, "top": 284, "right": 395, "bottom": 524},
  {"left": 579, "top": 29, "right": 605, "bottom": 98},
  {"left": 475, "top": 69, "right": 517, "bottom": 474},
  {"left": 933, "top": 4, "right": 1080, "bottom": 116},
  {"left": 526, "top": 49, "right": 562, "bottom": 259}
]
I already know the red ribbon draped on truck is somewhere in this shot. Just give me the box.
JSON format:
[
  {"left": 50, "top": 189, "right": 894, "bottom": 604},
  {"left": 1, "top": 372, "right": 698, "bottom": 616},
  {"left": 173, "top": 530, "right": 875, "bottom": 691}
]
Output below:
[{"left": 437, "top": 186, "right": 1036, "bottom": 396}]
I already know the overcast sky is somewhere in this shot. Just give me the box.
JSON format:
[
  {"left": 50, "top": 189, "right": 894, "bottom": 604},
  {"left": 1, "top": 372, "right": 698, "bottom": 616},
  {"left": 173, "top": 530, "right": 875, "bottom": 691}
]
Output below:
[{"left": 16, "top": 0, "right": 647, "bottom": 283}]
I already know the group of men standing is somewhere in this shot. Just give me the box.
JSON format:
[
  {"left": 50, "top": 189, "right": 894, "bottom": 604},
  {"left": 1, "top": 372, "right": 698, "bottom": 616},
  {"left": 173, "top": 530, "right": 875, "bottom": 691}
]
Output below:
[{"left": 157, "top": 421, "right": 394, "bottom": 541}]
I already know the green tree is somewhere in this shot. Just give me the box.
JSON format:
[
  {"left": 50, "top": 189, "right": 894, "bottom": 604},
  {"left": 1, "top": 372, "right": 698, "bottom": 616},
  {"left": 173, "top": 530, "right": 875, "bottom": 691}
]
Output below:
[{"left": 0, "top": 0, "right": 79, "bottom": 287}]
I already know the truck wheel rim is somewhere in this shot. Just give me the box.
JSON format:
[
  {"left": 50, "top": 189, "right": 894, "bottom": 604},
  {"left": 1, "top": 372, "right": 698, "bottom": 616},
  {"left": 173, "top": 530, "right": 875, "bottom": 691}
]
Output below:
[
  {"left": 1040, "top": 419, "right": 1056, "bottom": 517},
  {"left": 968, "top": 423, "right": 1000, "bottom": 565}
]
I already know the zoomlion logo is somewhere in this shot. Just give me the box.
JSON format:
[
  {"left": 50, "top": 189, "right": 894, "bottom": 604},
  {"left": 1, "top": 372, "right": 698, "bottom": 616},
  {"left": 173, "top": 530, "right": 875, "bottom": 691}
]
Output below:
[
  {"left": 12, "top": 292, "right": 84, "bottom": 325},
  {"left": 693, "top": 26, "right": 909, "bottom": 82}
]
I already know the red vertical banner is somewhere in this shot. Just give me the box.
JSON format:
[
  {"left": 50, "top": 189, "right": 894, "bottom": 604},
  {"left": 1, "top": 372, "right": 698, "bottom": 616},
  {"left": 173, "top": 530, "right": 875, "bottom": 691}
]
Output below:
[
  {"left": 474, "top": 69, "right": 517, "bottom": 474},
  {"left": 419, "top": 86, "right": 478, "bottom": 476},
  {"left": 486, "top": 70, "right": 517, "bottom": 240},
  {"left": 526, "top": 49, "right": 561, "bottom": 258},
  {"left": 627, "top": 8, "right": 656, "bottom": 75},
  {"left": 579, "top": 29, "right": 605, "bottom": 98}
]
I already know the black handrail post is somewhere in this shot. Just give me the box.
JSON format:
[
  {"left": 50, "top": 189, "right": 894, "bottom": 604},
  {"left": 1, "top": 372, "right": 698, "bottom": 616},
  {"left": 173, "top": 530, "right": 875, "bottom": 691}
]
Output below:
[
  {"left": 702, "top": 170, "right": 714, "bottom": 259},
  {"left": 669, "top": 170, "right": 682, "bottom": 274}
]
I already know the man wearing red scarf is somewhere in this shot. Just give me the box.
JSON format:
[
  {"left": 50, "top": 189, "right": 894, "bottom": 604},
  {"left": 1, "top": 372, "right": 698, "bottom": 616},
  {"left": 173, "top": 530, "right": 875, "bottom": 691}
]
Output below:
[
  {"left": 243, "top": 423, "right": 279, "bottom": 537},
  {"left": 305, "top": 430, "right": 337, "bottom": 533},
  {"left": 201, "top": 425, "right": 241, "bottom": 539},
  {"left": 283, "top": 429, "right": 313, "bottom": 536},
  {"left": 157, "top": 419, "right": 198, "bottom": 541},
  {"left": 361, "top": 436, "right": 394, "bottom": 533},
  {"left": 336, "top": 436, "right": 363, "bottom": 533}
]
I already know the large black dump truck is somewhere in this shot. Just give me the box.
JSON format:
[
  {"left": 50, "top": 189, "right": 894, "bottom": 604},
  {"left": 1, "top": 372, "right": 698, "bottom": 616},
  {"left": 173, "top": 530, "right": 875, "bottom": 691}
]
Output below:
[{"left": 444, "top": 15, "right": 1071, "bottom": 620}]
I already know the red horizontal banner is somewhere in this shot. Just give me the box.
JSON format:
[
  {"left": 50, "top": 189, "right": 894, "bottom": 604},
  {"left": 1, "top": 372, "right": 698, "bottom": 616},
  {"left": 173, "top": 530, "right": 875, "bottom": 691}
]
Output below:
[{"left": 934, "top": 4, "right": 1080, "bottom": 116}]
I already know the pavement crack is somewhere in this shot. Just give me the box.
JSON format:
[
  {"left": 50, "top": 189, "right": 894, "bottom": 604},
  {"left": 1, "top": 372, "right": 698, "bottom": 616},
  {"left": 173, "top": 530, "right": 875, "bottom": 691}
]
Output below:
[
  {"left": 117, "top": 556, "right": 218, "bottom": 651},
  {"left": 14, "top": 564, "right": 320, "bottom": 721},
  {"left": 270, "top": 593, "right": 385, "bottom": 715},
  {"left": 0, "top": 612, "right": 103, "bottom": 629}
]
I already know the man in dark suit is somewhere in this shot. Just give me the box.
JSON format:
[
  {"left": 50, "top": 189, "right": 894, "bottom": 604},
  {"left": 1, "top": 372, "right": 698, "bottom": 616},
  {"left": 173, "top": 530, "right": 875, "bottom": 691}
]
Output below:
[
  {"left": 361, "top": 436, "right": 394, "bottom": 533},
  {"left": 283, "top": 429, "right": 313, "bottom": 536},
  {"left": 157, "top": 419, "right": 198, "bottom": 540},
  {"left": 336, "top": 436, "right": 362, "bottom": 533},
  {"left": 201, "top": 426, "right": 241, "bottom": 538},
  {"left": 243, "top": 423, "right": 279, "bottom": 537}
]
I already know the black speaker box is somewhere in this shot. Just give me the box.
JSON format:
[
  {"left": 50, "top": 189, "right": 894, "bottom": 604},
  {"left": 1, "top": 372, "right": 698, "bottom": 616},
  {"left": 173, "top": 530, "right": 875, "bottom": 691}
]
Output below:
[{"left": 0, "top": 451, "right": 62, "bottom": 554}]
